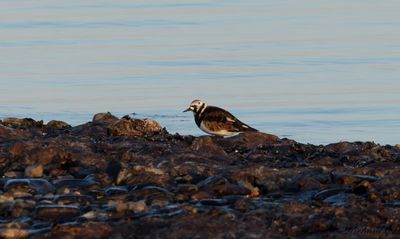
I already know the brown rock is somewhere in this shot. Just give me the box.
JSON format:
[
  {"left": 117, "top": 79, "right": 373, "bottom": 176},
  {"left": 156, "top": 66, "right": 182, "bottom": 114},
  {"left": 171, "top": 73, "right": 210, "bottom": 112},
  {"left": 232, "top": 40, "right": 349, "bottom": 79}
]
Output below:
[
  {"left": 24, "top": 163, "right": 43, "bottom": 178},
  {"left": 2, "top": 113, "right": 400, "bottom": 239},
  {"left": 0, "top": 125, "right": 31, "bottom": 140},
  {"left": 36, "top": 222, "right": 112, "bottom": 239},
  {"left": 224, "top": 131, "right": 280, "bottom": 149},
  {"left": 2, "top": 117, "right": 43, "bottom": 128},
  {"left": 46, "top": 120, "right": 71, "bottom": 129},
  {"left": 191, "top": 191, "right": 211, "bottom": 200},
  {"left": 34, "top": 205, "right": 81, "bottom": 220},
  {"left": 298, "top": 177, "right": 322, "bottom": 191},
  {"left": 115, "top": 200, "right": 147, "bottom": 213},
  {"left": 109, "top": 116, "right": 162, "bottom": 137},
  {"left": 9, "top": 142, "right": 26, "bottom": 157},
  {"left": 0, "top": 228, "right": 29, "bottom": 239},
  {"left": 325, "top": 142, "right": 356, "bottom": 154},
  {"left": 92, "top": 112, "right": 119, "bottom": 123},
  {"left": 28, "top": 146, "right": 66, "bottom": 165},
  {"left": 191, "top": 136, "right": 227, "bottom": 157}
]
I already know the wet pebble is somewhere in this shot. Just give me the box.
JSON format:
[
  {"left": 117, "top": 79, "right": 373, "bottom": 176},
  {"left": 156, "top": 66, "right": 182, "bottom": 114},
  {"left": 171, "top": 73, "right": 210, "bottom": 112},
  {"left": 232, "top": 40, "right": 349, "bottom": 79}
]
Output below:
[
  {"left": 313, "top": 187, "right": 349, "bottom": 201},
  {"left": 0, "top": 228, "right": 29, "bottom": 239},
  {"left": 323, "top": 193, "right": 354, "bottom": 207},
  {"left": 109, "top": 116, "right": 162, "bottom": 137},
  {"left": 4, "top": 179, "right": 55, "bottom": 195},
  {"left": 115, "top": 200, "right": 147, "bottom": 214},
  {"left": 332, "top": 172, "right": 381, "bottom": 185},
  {"left": 92, "top": 112, "right": 119, "bottom": 123},
  {"left": 34, "top": 205, "right": 81, "bottom": 221},
  {"left": 129, "top": 186, "right": 174, "bottom": 203},
  {"left": 104, "top": 186, "right": 129, "bottom": 196},
  {"left": 24, "top": 164, "right": 43, "bottom": 178},
  {"left": 176, "top": 184, "right": 198, "bottom": 194},
  {"left": 53, "top": 194, "right": 94, "bottom": 206},
  {"left": 200, "top": 198, "right": 230, "bottom": 206},
  {"left": 53, "top": 178, "right": 98, "bottom": 191},
  {"left": 45, "top": 120, "right": 71, "bottom": 129}
]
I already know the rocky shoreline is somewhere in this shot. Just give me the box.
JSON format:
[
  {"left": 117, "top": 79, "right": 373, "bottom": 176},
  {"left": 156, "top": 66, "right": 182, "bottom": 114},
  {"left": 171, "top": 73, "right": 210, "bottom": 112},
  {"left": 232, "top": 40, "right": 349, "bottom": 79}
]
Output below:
[{"left": 0, "top": 113, "right": 399, "bottom": 239}]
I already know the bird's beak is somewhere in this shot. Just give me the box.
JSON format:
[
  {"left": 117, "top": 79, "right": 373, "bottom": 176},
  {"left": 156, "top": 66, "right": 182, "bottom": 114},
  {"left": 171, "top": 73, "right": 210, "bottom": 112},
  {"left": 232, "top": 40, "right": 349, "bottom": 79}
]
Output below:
[{"left": 183, "top": 107, "right": 191, "bottom": 112}]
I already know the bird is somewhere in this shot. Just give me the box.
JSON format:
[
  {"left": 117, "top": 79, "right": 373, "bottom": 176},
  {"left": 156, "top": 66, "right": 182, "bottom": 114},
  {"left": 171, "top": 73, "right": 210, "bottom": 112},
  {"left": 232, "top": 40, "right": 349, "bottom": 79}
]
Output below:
[{"left": 183, "top": 99, "right": 258, "bottom": 136}]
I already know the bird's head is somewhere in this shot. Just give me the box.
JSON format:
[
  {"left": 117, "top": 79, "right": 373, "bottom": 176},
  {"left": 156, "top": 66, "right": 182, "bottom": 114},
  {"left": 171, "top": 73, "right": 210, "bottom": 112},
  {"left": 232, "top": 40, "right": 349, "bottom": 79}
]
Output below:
[{"left": 183, "top": 99, "right": 206, "bottom": 114}]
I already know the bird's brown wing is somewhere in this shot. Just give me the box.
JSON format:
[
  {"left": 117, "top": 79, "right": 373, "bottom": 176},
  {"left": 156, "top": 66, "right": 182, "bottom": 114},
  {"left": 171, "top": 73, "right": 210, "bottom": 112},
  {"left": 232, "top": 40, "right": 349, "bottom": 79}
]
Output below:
[{"left": 201, "top": 106, "right": 257, "bottom": 132}]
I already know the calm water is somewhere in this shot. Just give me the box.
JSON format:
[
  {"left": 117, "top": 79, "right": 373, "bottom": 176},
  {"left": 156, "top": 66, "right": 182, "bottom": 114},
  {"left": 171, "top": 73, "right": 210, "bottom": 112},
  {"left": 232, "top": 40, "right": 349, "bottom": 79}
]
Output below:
[{"left": 0, "top": 1, "right": 399, "bottom": 145}]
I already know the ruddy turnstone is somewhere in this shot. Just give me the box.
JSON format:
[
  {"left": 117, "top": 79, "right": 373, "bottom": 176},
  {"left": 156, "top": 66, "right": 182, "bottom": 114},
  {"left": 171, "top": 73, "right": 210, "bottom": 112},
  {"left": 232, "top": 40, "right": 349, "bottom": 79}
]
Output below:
[{"left": 183, "top": 99, "right": 258, "bottom": 136}]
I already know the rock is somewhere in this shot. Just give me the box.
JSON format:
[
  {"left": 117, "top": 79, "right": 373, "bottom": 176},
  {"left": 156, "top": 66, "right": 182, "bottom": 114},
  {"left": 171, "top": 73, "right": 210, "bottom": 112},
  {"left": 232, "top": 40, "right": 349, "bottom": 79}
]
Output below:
[
  {"left": 0, "top": 194, "right": 14, "bottom": 203},
  {"left": 105, "top": 186, "right": 129, "bottom": 196},
  {"left": 53, "top": 194, "right": 94, "bottom": 206},
  {"left": 191, "top": 136, "right": 227, "bottom": 157},
  {"left": 115, "top": 200, "right": 147, "bottom": 213},
  {"left": 53, "top": 179, "right": 99, "bottom": 191},
  {"left": 0, "top": 113, "right": 400, "bottom": 238},
  {"left": 191, "top": 191, "right": 212, "bottom": 200},
  {"left": 331, "top": 172, "right": 381, "bottom": 185},
  {"left": 323, "top": 193, "right": 354, "bottom": 207},
  {"left": 197, "top": 176, "right": 250, "bottom": 197},
  {"left": 176, "top": 184, "right": 198, "bottom": 194},
  {"left": 0, "top": 125, "right": 31, "bottom": 140},
  {"left": 226, "top": 131, "right": 280, "bottom": 148},
  {"left": 33, "top": 222, "right": 112, "bottom": 239},
  {"left": 105, "top": 159, "right": 122, "bottom": 182},
  {"left": 128, "top": 186, "right": 174, "bottom": 203},
  {"left": 116, "top": 165, "right": 169, "bottom": 186},
  {"left": 2, "top": 117, "right": 43, "bottom": 129},
  {"left": 9, "top": 142, "right": 26, "bottom": 157},
  {"left": 313, "top": 187, "right": 349, "bottom": 201},
  {"left": 45, "top": 120, "right": 71, "bottom": 129},
  {"left": 297, "top": 177, "right": 322, "bottom": 191},
  {"left": 200, "top": 198, "right": 229, "bottom": 206},
  {"left": 0, "top": 228, "right": 29, "bottom": 239},
  {"left": 24, "top": 164, "right": 43, "bottom": 178},
  {"left": 3, "top": 171, "right": 22, "bottom": 178},
  {"left": 34, "top": 205, "right": 81, "bottom": 220},
  {"left": 92, "top": 112, "right": 119, "bottom": 123},
  {"left": 4, "top": 179, "right": 55, "bottom": 194},
  {"left": 109, "top": 116, "right": 162, "bottom": 137}
]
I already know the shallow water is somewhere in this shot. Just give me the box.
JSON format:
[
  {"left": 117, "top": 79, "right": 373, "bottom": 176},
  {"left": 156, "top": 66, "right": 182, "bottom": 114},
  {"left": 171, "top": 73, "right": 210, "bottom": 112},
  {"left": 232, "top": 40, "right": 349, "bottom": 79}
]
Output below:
[{"left": 0, "top": 1, "right": 399, "bottom": 144}]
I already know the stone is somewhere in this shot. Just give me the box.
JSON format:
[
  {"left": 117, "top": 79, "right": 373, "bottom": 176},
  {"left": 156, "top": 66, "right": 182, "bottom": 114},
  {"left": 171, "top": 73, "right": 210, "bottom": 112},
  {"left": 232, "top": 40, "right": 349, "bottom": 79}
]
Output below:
[
  {"left": 34, "top": 222, "right": 112, "bottom": 239},
  {"left": 200, "top": 198, "right": 229, "bottom": 206},
  {"left": 34, "top": 205, "right": 81, "bottom": 220},
  {"left": 45, "top": 120, "right": 71, "bottom": 129},
  {"left": 53, "top": 179, "right": 98, "bottom": 190},
  {"left": 2, "top": 117, "right": 43, "bottom": 128},
  {"left": 53, "top": 194, "right": 94, "bottom": 206},
  {"left": 0, "top": 113, "right": 400, "bottom": 238},
  {"left": 24, "top": 163, "right": 43, "bottom": 178},
  {"left": 109, "top": 116, "right": 162, "bottom": 137},
  {"left": 227, "top": 131, "right": 280, "bottom": 148},
  {"left": 92, "top": 112, "right": 119, "bottom": 123},
  {"left": 313, "top": 187, "right": 349, "bottom": 201},
  {"left": 115, "top": 200, "right": 147, "bottom": 213},
  {"left": 0, "top": 228, "right": 29, "bottom": 239},
  {"left": 191, "top": 136, "right": 227, "bottom": 157},
  {"left": 4, "top": 179, "right": 55, "bottom": 194},
  {"left": 297, "top": 177, "right": 322, "bottom": 191}
]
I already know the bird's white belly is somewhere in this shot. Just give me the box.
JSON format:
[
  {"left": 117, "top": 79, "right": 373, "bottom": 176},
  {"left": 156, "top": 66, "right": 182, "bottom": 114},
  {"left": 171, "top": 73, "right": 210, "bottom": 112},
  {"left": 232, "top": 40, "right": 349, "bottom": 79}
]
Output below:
[{"left": 199, "top": 122, "right": 236, "bottom": 136}]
